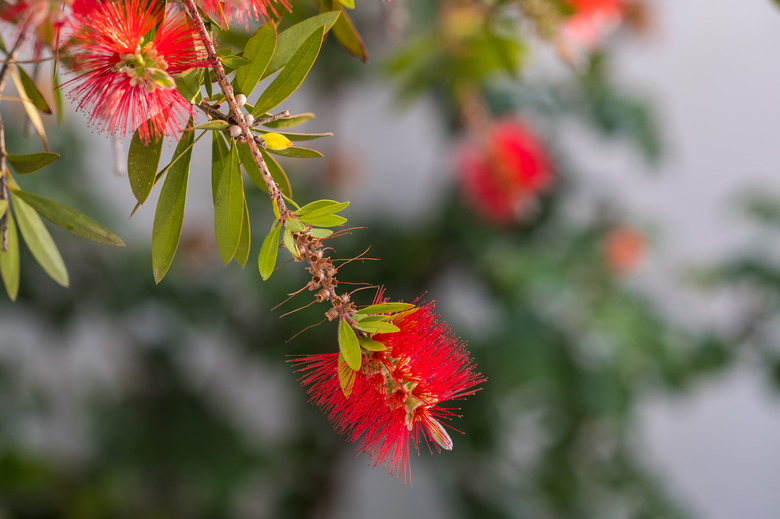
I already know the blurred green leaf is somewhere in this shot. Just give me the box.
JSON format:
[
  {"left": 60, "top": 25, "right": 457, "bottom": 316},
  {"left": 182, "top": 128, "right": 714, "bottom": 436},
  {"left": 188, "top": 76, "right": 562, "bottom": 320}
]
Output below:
[
  {"left": 12, "top": 194, "right": 68, "bottom": 287},
  {"left": 258, "top": 222, "right": 281, "bottom": 280},
  {"left": 215, "top": 144, "right": 245, "bottom": 265},
  {"left": 329, "top": 0, "right": 367, "bottom": 62},
  {"left": 0, "top": 210, "right": 19, "bottom": 300},
  {"left": 6, "top": 152, "right": 59, "bottom": 174},
  {"left": 234, "top": 21, "right": 276, "bottom": 96},
  {"left": 10, "top": 189, "right": 125, "bottom": 247},
  {"left": 127, "top": 128, "right": 163, "bottom": 205},
  {"left": 338, "top": 318, "right": 361, "bottom": 370},
  {"left": 252, "top": 26, "right": 325, "bottom": 118},
  {"left": 15, "top": 65, "right": 51, "bottom": 113},
  {"left": 152, "top": 128, "right": 194, "bottom": 283}
]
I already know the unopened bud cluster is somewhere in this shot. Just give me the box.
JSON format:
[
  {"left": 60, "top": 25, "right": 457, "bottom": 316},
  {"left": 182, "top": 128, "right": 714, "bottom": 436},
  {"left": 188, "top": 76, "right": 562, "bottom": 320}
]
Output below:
[{"left": 228, "top": 93, "right": 255, "bottom": 138}]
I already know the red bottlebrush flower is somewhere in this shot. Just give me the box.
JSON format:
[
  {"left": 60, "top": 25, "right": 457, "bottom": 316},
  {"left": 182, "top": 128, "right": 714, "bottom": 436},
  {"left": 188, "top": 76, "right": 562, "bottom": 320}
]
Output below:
[
  {"left": 0, "top": 0, "right": 94, "bottom": 56},
  {"left": 294, "top": 303, "right": 484, "bottom": 483},
  {"left": 559, "top": 0, "right": 623, "bottom": 53},
  {"left": 603, "top": 226, "right": 645, "bottom": 274},
  {"left": 197, "top": 0, "right": 291, "bottom": 26},
  {"left": 64, "top": 0, "right": 209, "bottom": 143},
  {"left": 457, "top": 118, "right": 552, "bottom": 225}
]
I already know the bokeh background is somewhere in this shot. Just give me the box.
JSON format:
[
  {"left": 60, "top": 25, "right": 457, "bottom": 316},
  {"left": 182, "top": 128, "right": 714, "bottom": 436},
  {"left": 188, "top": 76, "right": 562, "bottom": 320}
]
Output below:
[{"left": 3, "top": 0, "right": 780, "bottom": 518}]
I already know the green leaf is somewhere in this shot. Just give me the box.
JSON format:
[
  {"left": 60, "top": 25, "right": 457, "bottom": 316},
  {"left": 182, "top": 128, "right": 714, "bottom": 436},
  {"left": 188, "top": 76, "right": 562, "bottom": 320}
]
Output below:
[
  {"left": 263, "top": 112, "right": 315, "bottom": 129},
  {"left": 255, "top": 129, "right": 332, "bottom": 141},
  {"left": 152, "top": 128, "right": 193, "bottom": 283},
  {"left": 6, "top": 152, "right": 59, "bottom": 174},
  {"left": 284, "top": 218, "right": 305, "bottom": 232},
  {"left": 128, "top": 128, "right": 163, "bottom": 205},
  {"left": 13, "top": 194, "right": 68, "bottom": 287},
  {"left": 309, "top": 227, "right": 333, "bottom": 239},
  {"left": 0, "top": 200, "right": 6, "bottom": 219},
  {"left": 295, "top": 199, "right": 342, "bottom": 214},
  {"left": 252, "top": 26, "right": 325, "bottom": 118},
  {"left": 238, "top": 143, "right": 293, "bottom": 198},
  {"left": 359, "top": 337, "right": 386, "bottom": 351},
  {"left": 267, "top": 146, "right": 323, "bottom": 159},
  {"left": 11, "top": 68, "right": 48, "bottom": 151},
  {"left": 212, "top": 131, "right": 230, "bottom": 203},
  {"left": 352, "top": 320, "right": 400, "bottom": 334},
  {"left": 10, "top": 189, "right": 124, "bottom": 247},
  {"left": 264, "top": 13, "right": 340, "bottom": 79},
  {"left": 355, "top": 302, "right": 413, "bottom": 315},
  {"left": 234, "top": 21, "right": 276, "bottom": 96},
  {"left": 174, "top": 67, "right": 203, "bottom": 103},
  {"left": 337, "top": 353, "right": 357, "bottom": 397},
  {"left": 298, "top": 200, "right": 349, "bottom": 220},
  {"left": 194, "top": 120, "right": 230, "bottom": 131},
  {"left": 258, "top": 222, "right": 281, "bottom": 280},
  {"left": 260, "top": 148, "right": 293, "bottom": 197},
  {"left": 0, "top": 211, "right": 19, "bottom": 300},
  {"left": 214, "top": 144, "right": 245, "bottom": 264},
  {"left": 235, "top": 196, "right": 251, "bottom": 268},
  {"left": 298, "top": 213, "right": 347, "bottom": 227},
  {"left": 338, "top": 318, "right": 361, "bottom": 370},
  {"left": 16, "top": 65, "right": 51, "bottom": 113},
  {"left": 282, "top": 226, "right": 299, "bottom": 257},
  {"left": 330, "top": 0, "right": 367, "bottom": 62},
  {"left": 221, "top": 54, "right": 250, "bottom": 70}
]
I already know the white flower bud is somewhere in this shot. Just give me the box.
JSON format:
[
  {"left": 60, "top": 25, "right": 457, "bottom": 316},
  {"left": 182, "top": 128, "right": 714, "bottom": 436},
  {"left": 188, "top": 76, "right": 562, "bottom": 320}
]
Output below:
[
  {"left": 244, "top": 114, "right": 254, "bottom": 127},
  {"left": 228, "top": 125, "right": 242, "bottom": 138},
  {"left": 234, "top": 94, "right": 247, "bottom": 107}
]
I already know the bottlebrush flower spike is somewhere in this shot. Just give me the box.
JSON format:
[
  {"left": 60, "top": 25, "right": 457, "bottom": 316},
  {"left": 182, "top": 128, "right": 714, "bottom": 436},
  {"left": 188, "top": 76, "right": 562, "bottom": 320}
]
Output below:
[
  {"left": 64, "top": 0, "right": 208, "bottom": 143},
  {"left": 559, "top": 0, "right": 623, "bottom": 54},
  {"left": 457, "top": 118, "right": 552, "bottom": 225},
  {"left": 197, "top": 0, "right": 291, "bottom": 26},
  {"left": 294, "top": 302, "right": 484, "bottom": 483}
]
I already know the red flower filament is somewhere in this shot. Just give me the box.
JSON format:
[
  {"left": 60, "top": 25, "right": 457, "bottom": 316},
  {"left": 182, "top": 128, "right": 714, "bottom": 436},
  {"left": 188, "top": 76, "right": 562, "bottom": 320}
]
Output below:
[
  {"left": 65, "top": 0, "right": 208, "bottom": 142},
  {"left": 198, "top": 0, "right": 291, "bottom": 26},
  {"left": 295, "top": 304, "right": 484, "bottom": 483}
]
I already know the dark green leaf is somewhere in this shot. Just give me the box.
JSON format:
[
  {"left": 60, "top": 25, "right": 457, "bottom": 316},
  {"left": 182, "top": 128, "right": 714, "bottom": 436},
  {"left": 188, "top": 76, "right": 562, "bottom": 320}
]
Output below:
[
  {"left": 258, "top": 222, "right": 281, "bottom": 280},
  {"left": 6, "top": 152, "right": 59, "bottom": 174},
  {"left": 263, "top": 112, "right": 315, "bottom": 129},
  {"left": 13, "top": 194, "right": 68, "bottom": 287},
  {"left": 174, "top": 67, "right": 203, "bottom": 103},
  {"left": 127, "top": 128, "right": 163, "bottom": 205},
  {"left": 239, "top": 143, "right": 293, "bottom": 198},
  {"left": 214, "top": 144, "right": 245, "bottom": 264},
  {"left": 355, "top": 302, "right": 413, "bottom": 315},
  {"left": 352, "top": 320, "right": 400, "bottom": 334},
  {"left": 359, "top": 337, "right": 386, "bottom": 351},
  {"left": 337, "top": 353, "right": 357, "bottom": 397},
  {"left": 255, "top": 129, "right": 332, "bottom": 141},
  {"left": 0, "top": 211, "right": 19, "bottom": 300},
  {"left": 252, "top": 26, "right": 325, "bottom": 117},
  {"left": 267, "top": 146, "right": 323, "bottom": 159},
  {"left": 330, "top": 0, "right": 367, "bottom": 62},
  {"left": 10, "top": 189, "right": 124, "bottom": 246},
  {"left": 338, "top": 318, "right": 361, "bottom": 370},
  {"left": 152, "top": 128, "right": 194, "bottom": 283},
  {"left": 212, "top": 131, "right": 230, "bottom": 203},
  {"left": 194, "top": 120, "right": 230, "bottom": 131},
  {"left": 234, "top": 21, "right": 276, "bottom": 96},
  {"left": 264, "top": 13, "right": 339, "bottom": 79},
  {"left": 16, "top": 65, "right": 51, "bottom": 113},
  {"left": 260, "top": 148, "right": 292, "bottom": 197},
  {"left": 235, "top": 197, "right": 251, "bottom": 268},
  {"left": 298, "top": 213, "right": 347, "bottom": 227}
]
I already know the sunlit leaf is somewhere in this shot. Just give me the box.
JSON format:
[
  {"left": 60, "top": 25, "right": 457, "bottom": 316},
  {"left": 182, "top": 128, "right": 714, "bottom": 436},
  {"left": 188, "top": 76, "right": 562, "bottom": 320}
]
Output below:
[
  {"left": 309, "top": 227, "right": 333, "bottom": 239},
  {"left": 298, "top": 213, "right": 347, "bottom": 227},
  {"left": 0, "top": 211, "right": 19, "bottom": 300},
  {"left": 10, "top": 189, "right": 124, "bottom": 247},
  {"left": 284, "top": 218, "right": 305, "bottom": 232},
  {"left": 337, "top": 352, "right": 357, "bottom": 397},
  {"left": 359, "top": 337, "right": 386, "bottom": 351},
  {"left": 234, "top": 21, "right": 276, "bottom": 96},
  {"left": 127, "top": 127, "right": 163, "bottom": 205},
  {"left": 264, "top": 12, "right": 339, "bottom": 78},
  {"left": 252, "top": 26, "right": 325, "bottom": 117},
  {"left": 174, "top": 67, "right": 203, "bottom": 103},
  {"left": 338, "top": 318, "right": 361, "bottom": 370},
  {"left": 298, "top": 200, "right": 349, "bottom": 220},
  {"left": 258, "top": 222, "right": 281, "bottom": 280},
  {"left": 221, "top": 54, "right": 250, "bottom": 70},
  {"left": 12, "top": 194, "right": 68, "bottom": 287},
  {"left": 215, "top": 144, "right": 245, "bottom": 264},
  {"left": 355, "top": 302, "right": 413, "bottom": 315},
  {"left": 339, "top": 0, "right": 354, "bottom": 8},
  {"left": 352, "top": 320, "right": 400, "bottom": 334},
  {"left": 261, "top": 132, "right": 293, "bottom": 150},
  {"left": 282, "top": 226, "right": 299, "bottom": 257},
  {"left": 152, "top": 127, "right": 194, "bottom": 283},
  {"left": 6, "top": 152, "right": 59, "bottom": 174},
  {"left": 194, "top": 120, "right": 230, "bottom": 131},
  {"left": 255, "top": 129, "right": 332, "bottom": 141},
  {"left": 263, "top": 112, "right": 315, "bottom": 129}
]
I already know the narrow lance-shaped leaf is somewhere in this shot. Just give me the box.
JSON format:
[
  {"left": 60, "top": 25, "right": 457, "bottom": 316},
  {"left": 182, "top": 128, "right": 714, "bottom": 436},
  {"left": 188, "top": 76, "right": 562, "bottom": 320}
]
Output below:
[
  {"left": 234, "top": 196, "right": 251, "bottom": 268},
  {"left": 12, "top": 194, "right": 68, "bottom": 287},
  {"left": 338, "top": 318, "right": 362, "bottom": 371},
  {"left": 337, "top": 353, "right": 357, "bottom": 397},
  {"left": 258, "top": 222, "right": 281, "bottom": 280},
  {"left": 298, "top": 213, "right": 347, "bottom": 227},
  {"left": 355, "top": 302, "right": 413, "bottom": 315},
  {"left": 282, "top": 226, "right": 299, "bottom": 257},
  {"left": 128, "top": 126, "right": 163, "bottom": 204},
  {"left": 152, "top": 127, "right": 194, "bottom": 283},
  {"left": 11, "top": 67, "right": 48, "bottom": 151},
  {"left": 329, "top": 0, "right": 367, "bottom": 62},
  {"left": 10, "top": 189, "right": 124, "bottom": 246},
  {"left": 263, "top": 112, "right": 315, "bottom": 129},
  {"left": 264, "top": 12, "right": 340, "bottom": 78},
  {"left": 214, "top": 143, "right": 245, "bottom": 264},
  {"left": 252, "top": 26, "right": 325, "bottom": 118},
  {"left": 0, "top": 200, "right": 6, "bottom": 219},
  {"left": 6, "top": 152, "right": 59, "bottom": 174},
  {"left": 15, "top": 65, "right": 51, "bottom": 113},
  {"left": 359, "top": 337, "right": 386, "bottom": 351},
  {"left": 298, "top": 200, "right": 349, "bottom": 220},
  {"left": 352, "top": 320, "right": 400, "bottom": 334},
  {"left": 0, "top": 210, "right": 20, "bottom": 300},
  {"left": 234, "top": 21, "right": 276, "bottom": 96},
  {"left": 212, "top": 131, "right": 230, "bottom": 203},
  {"left": 267, "top": 146, "right": 323, "bottom": 159}
]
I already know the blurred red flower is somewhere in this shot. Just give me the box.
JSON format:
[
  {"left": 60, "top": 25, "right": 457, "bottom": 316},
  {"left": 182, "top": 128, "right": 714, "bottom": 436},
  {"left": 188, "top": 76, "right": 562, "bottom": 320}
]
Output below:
[
  {"left": 198, "top": 0, "right": 291, "bottom": 26},
  {"left": 65, "top": 0, "right": 208, "bottom": 143},
  {"left": 457, "top": 118, "right": 552, "bottom": 224},
  {"left": 603, "top": 226, "right": 645, "bottom": 274},
  {"left": 294, "top": 303, "right": 484, "bottom": 483},
  {"left": 560, "top": 0, "right": 623, "bottom": 53}
]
